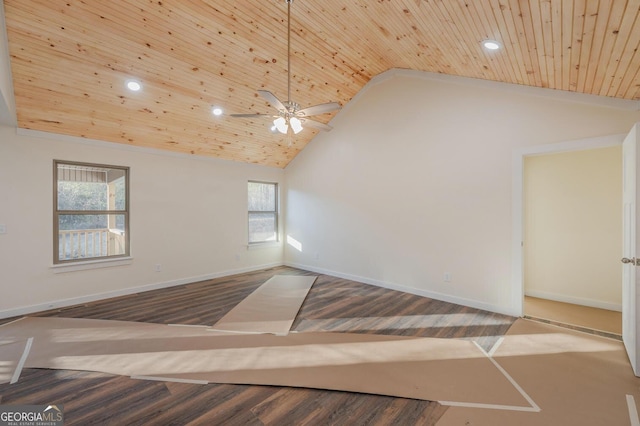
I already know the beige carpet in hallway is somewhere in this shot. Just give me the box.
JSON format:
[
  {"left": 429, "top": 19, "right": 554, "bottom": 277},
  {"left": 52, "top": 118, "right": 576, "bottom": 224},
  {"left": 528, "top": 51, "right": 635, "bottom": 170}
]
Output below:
[{"left": 524, "top": 296, "right": 621, "bottom": 336}]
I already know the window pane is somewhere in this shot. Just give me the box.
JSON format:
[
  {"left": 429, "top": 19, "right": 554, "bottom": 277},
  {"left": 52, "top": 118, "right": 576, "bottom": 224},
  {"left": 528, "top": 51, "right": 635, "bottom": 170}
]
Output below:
[
  {"left": 57, "top": 163, "right": 126, "bottom": 211},
  {"left": 58, "top": 181, "right": 108, "bottom": 210},
  {"left": 248, "top": 182, "right": 276, "bottom": 211},
  {"left": 58, "top": 214, "right": 126, "bottom": 261},
  {"left": 248, "top": 212, "right": 277, "bottom": 243},
  {"left": 113, "top": 176, "right": 126, "bottom": 210}
]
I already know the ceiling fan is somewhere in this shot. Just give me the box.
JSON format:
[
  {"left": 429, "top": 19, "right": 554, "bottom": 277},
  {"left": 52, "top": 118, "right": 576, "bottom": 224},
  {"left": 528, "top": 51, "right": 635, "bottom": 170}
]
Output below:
[{"left": 230, "top": 0, "right": 341, "bottom": 136}]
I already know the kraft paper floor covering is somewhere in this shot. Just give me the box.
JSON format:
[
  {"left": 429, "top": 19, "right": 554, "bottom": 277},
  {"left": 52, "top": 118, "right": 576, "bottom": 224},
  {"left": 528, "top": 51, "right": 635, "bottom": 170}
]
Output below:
[
  {"left": 437, "top": 319, "right": 640, "bottom": 426},
  {"left": 0, "top": 337, "right": 30, "bottom": 384},
  {"left": 0, "top": 316, "right": 530, "bottom": 407},
  {"left": 210, "top": 275, "right": 317, "bottom": 334},
  {"left": 7, "top": 274, "right": 636, "bottom": 424}
]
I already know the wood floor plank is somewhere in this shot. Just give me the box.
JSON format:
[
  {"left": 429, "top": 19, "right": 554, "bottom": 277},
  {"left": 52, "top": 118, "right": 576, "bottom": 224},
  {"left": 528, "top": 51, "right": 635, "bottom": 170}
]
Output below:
[{"left": 0, "top": 266, "right": 516, "bottom": 425}]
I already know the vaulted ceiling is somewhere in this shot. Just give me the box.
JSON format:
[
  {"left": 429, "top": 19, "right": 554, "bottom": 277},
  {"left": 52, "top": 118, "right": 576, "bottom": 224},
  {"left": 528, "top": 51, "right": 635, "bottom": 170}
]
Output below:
[{"left": 4, "top": 0, "right": 640, "bottom": 168}]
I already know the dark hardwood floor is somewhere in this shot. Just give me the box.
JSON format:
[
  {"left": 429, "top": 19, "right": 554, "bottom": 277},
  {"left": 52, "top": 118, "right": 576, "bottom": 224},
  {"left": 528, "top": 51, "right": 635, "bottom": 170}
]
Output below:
[{"left": 0, "top": 266, "right": 517, "bottom": 425}]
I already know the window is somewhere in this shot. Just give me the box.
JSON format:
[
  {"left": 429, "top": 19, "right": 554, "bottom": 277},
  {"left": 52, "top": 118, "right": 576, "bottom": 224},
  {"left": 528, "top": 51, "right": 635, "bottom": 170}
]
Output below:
[
  {"left": 54, "top": 161, "right": 129, "bottom": 263},
  {"left": 248, "top": 181, "right": 278, "bottom": 244}
]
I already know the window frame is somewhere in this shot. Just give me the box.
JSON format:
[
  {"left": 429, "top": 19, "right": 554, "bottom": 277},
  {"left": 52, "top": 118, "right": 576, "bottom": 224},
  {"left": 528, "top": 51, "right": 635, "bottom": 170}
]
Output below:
[
  {"left": 247, "top": 180, "right": 279, "bottom": 245},
  {"left": 53, "top": 160, "right": 130, "bottom": 264}
]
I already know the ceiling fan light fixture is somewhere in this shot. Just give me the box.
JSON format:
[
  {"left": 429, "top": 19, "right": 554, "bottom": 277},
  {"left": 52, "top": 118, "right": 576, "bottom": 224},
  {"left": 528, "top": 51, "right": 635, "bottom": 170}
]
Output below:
[
  {"left": 229, "top": 0, "right": 340, "bottom": 134},
  {"left": 274, "top": 117, "right": 288, "bottom": 134},
  {"left": 290, "top": 117, "right": 303, "bottom": 134}
]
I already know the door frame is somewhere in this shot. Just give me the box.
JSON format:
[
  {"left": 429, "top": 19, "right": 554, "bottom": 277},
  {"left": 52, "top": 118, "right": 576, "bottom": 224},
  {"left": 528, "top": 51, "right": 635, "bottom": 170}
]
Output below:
[{"left": 511, "top": 133, "right": 626, "bottom": 317}]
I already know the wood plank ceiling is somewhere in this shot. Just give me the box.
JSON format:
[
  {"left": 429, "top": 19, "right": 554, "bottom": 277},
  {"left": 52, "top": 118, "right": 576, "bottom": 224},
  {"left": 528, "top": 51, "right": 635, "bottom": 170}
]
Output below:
[{"left": 4, "top": 0, "right": 640, "bottom": 168}]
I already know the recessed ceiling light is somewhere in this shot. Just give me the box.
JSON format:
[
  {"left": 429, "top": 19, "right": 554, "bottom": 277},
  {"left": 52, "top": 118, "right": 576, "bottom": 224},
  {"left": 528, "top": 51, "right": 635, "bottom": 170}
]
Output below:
[
  {"left": 126, "top": 80, "right": 142, "bottom": 91},
  {"left": 212, "top": 107, "right": 223, "bottom": 116},
  {"left": 482, "top": 39, "right": 501, "bottom": 50}
]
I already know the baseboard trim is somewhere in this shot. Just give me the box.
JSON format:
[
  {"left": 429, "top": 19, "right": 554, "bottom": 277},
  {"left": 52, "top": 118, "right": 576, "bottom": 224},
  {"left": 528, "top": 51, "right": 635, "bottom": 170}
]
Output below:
[
  {"left": 285, "top": 261, "right": 520, "bottom": 317},
  {"left": 2, "top": 261, "right": 529, "bottom": 320},
  {"left": 0, "top": 262, "right": 283, "bottom": 319},
  {"left": 525, "top": 290, "right": 622, "bottom": 312}
]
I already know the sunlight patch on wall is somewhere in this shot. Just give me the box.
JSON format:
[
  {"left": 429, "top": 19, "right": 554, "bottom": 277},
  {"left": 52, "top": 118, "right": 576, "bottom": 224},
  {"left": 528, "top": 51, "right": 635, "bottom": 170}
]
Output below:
[{"left": 287, "top": 235, "right": 303, "bottom": 252}]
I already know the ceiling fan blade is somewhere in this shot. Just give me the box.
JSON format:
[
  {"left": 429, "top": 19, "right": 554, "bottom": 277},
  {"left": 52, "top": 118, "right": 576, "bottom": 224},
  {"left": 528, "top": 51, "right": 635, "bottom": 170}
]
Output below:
[
  {"left": 300, "top": 118, "right": 333, "bottom": 132},
  {"left": 229, "top": 113, "right": 272, "bottom": 118},
  {"left": 296, "top": 102, "right": 341, "bottom": 117},
  {"left": 257, "top": 90, "right": 287, "bottom": 112}
]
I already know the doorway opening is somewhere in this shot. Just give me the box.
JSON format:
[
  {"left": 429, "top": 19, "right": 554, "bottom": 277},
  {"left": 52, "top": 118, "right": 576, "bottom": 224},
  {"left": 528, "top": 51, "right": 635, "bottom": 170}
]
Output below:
[
  {"left": 523, "top": 146, "right": 622, "bottom": 337},
  {"left": 513, "top": 134, "right": 625, "bottom": 337}
]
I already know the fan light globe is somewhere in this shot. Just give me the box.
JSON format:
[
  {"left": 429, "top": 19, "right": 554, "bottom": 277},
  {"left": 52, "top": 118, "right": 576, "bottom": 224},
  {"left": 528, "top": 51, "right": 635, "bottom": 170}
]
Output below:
[
  {"left": 290, "top": 117, "right": 303, "bottom": 134},
  {"left": 274, "top": 117, "right": 288, "bottom": 134}
]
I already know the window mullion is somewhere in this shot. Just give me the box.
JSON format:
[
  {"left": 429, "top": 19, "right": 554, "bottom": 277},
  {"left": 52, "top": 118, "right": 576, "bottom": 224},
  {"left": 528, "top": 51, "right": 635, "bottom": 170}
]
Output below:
[{"left": 57, "top": 210, "right": 124, "bottom": 215}]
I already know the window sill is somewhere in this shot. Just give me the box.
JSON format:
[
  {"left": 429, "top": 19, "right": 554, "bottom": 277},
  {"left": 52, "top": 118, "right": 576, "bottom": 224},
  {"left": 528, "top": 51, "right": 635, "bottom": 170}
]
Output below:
[
  {"left": 247, "top": 241, "right": 281, "bottom": 250},
  {"left": 51, "top": 257, "right": 133, "bottom": 273}
]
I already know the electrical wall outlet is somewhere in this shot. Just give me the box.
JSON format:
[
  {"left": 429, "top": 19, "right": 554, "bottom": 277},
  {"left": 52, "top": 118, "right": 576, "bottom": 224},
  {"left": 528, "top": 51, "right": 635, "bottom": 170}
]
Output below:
[
  {"left": 155, "top": 264, "right": 162, "bottom": 272},
  {"left": 444, "top": 272, "right": 452, "bottom": 282},
  {"left": 0, "top": 224, "right": 6, "bottom": 234}
]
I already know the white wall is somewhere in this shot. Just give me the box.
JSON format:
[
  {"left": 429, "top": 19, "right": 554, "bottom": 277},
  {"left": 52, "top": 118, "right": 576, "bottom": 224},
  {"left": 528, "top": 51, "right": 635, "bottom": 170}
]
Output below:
[
  {"left": 284, "top": 70, "right": 640, "bottom": 316},
  {"left": 2, "top": 69, "right": 639, "bottom": 319},
  {"left": 524, "top": 147, "right": 622, "bottom": 311},
  {"left": 0, "top": 126, "right": 284, "bottom": 317}
]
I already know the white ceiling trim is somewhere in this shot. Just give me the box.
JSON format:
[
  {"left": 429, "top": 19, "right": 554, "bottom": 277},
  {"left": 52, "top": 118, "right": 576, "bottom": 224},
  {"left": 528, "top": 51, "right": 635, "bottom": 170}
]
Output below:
[{"left": 356, "top": 68, "right": 640, "bottom": 112}]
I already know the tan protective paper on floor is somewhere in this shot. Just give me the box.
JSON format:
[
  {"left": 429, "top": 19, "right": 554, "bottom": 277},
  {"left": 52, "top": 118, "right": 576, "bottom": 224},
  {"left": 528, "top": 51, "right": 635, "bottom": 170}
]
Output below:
[
  {"left": 0, "top": 317, "right": 529, "bottom": 407},
  {"left": 437, "top": 319, "right": 640, "bottom": 425},
  {"left": 211, "top": 275, "right": 317, "bottom": 334},
  {"left": 0, "top": 338, "right": 29, "bottom": 384}
]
